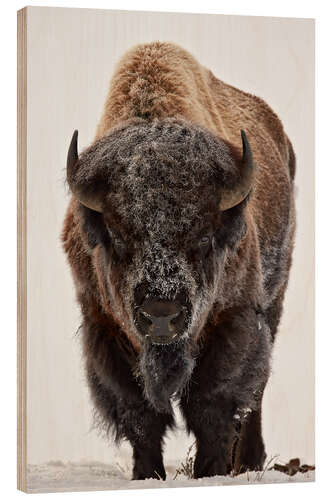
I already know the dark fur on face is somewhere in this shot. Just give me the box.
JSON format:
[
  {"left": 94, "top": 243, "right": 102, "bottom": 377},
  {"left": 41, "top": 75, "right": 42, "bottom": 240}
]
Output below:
[{"left": 73, "top": 118, "right": 252, "bottom": 354}]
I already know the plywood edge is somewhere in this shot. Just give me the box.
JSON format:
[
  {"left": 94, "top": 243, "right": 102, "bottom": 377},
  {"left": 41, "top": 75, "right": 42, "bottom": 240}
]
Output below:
[{"left": 17, "top": 6, "right": 27, "bottom": 493}]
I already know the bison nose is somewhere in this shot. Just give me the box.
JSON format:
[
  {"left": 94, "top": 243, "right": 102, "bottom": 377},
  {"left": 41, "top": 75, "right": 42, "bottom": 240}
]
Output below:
[{"left": 138, "top": 299, "right": 184, "bottom": 344}]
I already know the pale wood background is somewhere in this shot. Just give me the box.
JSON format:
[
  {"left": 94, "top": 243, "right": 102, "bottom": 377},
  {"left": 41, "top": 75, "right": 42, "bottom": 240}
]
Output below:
[{"left": 24, "top": 6, "right": 314, "bottom": 467}]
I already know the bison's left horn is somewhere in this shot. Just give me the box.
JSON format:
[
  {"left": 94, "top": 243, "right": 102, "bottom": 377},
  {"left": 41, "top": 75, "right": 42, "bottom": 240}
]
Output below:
[
  {"left": 219, "top": 130, "right": 255, "bottom": 211},
  {"left": 66, "top": 130, "right": 103, "bottom": 213}
]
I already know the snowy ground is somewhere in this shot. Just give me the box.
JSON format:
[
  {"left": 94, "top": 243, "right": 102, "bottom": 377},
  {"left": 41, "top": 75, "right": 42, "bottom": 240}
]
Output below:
[{"left": 26, "top": 460, "right": 315, "bottom": 493}]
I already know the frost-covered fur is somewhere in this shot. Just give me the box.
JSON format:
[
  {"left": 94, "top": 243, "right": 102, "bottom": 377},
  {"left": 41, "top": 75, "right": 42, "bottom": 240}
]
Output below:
[
  {"left": 138, "top": 338, "right": 196, "bottom": 414},
  {"left": 62, "top": 42, "right": 296, "bottom": 480}
]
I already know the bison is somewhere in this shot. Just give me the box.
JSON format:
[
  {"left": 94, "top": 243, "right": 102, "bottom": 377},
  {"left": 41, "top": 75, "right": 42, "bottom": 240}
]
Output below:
[{"left": 62, "top": 42, "right": 296, "bottom": 480}]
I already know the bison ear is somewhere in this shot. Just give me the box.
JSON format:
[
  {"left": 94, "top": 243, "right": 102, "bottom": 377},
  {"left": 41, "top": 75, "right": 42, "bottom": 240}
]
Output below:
[
  {"left": 219, "top": 130, "right": 256, "bottom": 211},
  {"left": 80, "top": 204, "right": 109, "bottom": 249},
  {"left": 66, "top": 130, "right": 104, "bottom": 213}
]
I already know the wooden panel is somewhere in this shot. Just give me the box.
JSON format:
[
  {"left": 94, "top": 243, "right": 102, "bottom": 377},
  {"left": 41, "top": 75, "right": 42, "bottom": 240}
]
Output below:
[{"left": 17, "top": 7, "right": 314, "bottom": 492}]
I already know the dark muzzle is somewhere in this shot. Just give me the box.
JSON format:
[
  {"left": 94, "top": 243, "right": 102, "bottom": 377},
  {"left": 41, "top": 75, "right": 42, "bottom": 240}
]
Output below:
[{"left": 138, "top": 298, "right": 186, "bottom": 344}]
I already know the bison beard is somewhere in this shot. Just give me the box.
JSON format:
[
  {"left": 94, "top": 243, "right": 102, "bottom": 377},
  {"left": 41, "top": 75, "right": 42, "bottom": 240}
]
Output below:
[{"left": 138, "top": 339, "right": 195, "bottom": 414}]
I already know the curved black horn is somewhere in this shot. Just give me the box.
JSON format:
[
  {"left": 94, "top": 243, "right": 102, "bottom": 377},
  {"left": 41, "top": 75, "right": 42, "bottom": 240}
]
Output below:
[
  {"left": 67, "top": 129, "right": 78, "bottom": 171},
  {"left": 66, "top": 130, "right": 103, "bottom": 212},
  {"left": 219, "top": 130, "right": 255, "bottom": 211}
]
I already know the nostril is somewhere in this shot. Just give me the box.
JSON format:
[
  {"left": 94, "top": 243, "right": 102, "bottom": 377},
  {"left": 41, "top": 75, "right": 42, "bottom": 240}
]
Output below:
[
  {"left": 137, "top": 299, "right": 186, "bottom": 339},
  {"left": 170, "top": 310, "right": 183, "bottom": 326}
]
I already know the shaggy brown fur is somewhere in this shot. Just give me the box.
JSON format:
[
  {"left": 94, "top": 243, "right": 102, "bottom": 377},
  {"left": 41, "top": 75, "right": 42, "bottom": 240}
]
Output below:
[{"left": 62, "top": 42, "right": 296, "bottom": 480}]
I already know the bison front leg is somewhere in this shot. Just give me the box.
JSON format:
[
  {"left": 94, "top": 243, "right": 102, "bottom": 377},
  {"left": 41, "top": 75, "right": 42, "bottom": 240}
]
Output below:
[
  {"left": 85, "top": 330, "right": 174, "bottom": 481},
  {"left": 181, "top": 396, "right": 236, "bottom": 478},
  {"left": 131, "top": 437, "right": 165, "bottom": 480},
  {"left": 89, "top": 364, "right": 174, "bottom": 480},
  {"left": 121, "top": 405, "right": 174, "bottom": 480},
  {"left": 233, "top": 398, "right": 266, "bottom": 474},
  {"left": 180, "top": 308, "right": 270, "bottom": 479}
]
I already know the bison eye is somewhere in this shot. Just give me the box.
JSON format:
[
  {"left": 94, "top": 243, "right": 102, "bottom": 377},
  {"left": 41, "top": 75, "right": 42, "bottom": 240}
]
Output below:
[
  {"left": 198, "top": 235, "right": 211, "bottom": 248},
  {"left": 197, "top": 235, "right": 212, "bottom": 257},
  {"left": 113, "top": 237, "right": 126, "bottom": 257}
]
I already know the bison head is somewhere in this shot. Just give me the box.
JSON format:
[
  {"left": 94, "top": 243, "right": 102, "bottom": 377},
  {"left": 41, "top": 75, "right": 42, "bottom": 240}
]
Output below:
[{"left": 66, "top": 117, "right": 255, "bottom": 411}]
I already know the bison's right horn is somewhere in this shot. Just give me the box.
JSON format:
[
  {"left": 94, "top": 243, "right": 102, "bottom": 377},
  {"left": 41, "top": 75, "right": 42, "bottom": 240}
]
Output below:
[
  {"left": 219, "top": 130, "right": 256, "bottom": 211},
  {"left": 66, "top": 130, "right": 103, "bottom": 213}
]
